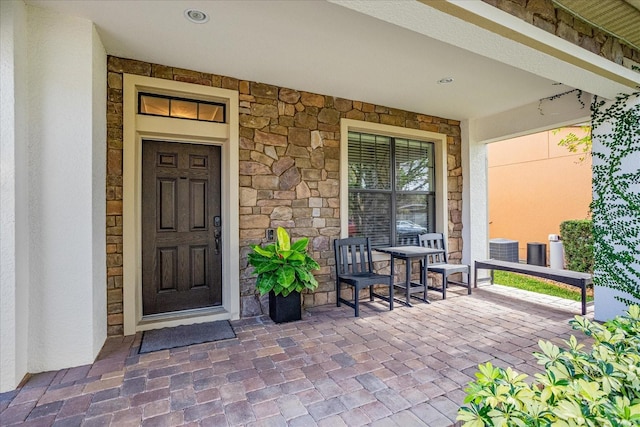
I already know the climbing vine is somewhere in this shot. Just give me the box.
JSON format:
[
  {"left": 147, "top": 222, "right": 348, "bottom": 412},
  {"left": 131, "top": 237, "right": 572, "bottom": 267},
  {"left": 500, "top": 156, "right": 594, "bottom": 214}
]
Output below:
[
  {"left": 553, "top": 125, "right": 591, "bottom": 163},
  {"left": 590, "top": 92, "right": 640, "bottom": 306},
  {"left": 538, "top": 88, "right": 585, "bottom": 115}
]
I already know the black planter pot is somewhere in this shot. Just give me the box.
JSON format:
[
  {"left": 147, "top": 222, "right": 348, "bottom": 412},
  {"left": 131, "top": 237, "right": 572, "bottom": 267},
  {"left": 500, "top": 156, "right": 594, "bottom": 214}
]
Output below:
[{"left": 268, "top": 290, "right": 301, "bottom": 323}]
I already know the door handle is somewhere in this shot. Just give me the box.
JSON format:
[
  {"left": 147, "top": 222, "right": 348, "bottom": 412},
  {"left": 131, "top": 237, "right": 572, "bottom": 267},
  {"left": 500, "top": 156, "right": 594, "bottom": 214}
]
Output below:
[{"left": 214, "top": 229, "right": 221, "bottom": 255}]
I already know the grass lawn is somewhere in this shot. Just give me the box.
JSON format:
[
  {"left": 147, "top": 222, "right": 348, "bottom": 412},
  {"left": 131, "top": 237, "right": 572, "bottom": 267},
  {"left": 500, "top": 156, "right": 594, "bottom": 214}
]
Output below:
[{"left": 493, "top": 271, "right": 594, "bottom": 302}]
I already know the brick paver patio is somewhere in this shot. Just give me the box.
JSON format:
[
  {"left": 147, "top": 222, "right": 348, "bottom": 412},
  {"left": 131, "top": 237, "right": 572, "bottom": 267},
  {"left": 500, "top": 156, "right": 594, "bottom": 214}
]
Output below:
[{"left": 0, "top": 285, "right": 592, "bottom": 427}]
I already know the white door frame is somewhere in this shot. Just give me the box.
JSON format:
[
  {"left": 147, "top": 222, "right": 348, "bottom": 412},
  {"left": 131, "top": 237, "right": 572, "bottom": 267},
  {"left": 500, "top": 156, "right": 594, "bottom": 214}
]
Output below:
[{"left": 122, "top": 75, "right": 239, "bottom": 335}]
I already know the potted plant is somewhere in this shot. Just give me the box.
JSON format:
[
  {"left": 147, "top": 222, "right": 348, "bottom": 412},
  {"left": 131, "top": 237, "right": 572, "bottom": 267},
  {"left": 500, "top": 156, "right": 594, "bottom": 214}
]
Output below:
[{"left": 248, "top": 227, "right": 320, "bottom": 323}]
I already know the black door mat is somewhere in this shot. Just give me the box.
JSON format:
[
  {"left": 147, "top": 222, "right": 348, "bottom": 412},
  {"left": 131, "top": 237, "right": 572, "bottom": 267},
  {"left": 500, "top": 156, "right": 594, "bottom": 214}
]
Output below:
[{"left": 139, "top": 320, "right": 235, "bottom": 354}]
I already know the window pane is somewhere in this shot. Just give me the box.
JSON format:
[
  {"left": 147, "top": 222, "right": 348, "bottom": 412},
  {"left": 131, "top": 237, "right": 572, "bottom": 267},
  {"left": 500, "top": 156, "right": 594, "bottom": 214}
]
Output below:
[
  {"left": 349, "top": 192, "right": 391, "bottom": 247},
  {"left": 170, "top": 100, "right": 198, "bottom": 119},
  {"left": 140, "top": 95, "right": 169, "bottom": 116},
  {"left": 198, "top": 103, "right": 224, "bottom": 122},
  {"left": 348, "top": 132, "right": 391, "bottom": 190},
  {"left": 396, "top": 194, "right": 432, "bottom": 245},
  {"left": 395, "top": 138, "right": 434, "bottom": 191}
]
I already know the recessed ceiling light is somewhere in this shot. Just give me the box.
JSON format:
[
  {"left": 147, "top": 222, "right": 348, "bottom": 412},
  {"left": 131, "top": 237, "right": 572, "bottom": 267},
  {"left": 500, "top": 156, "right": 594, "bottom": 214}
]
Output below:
[
  {"left": 184, "top": 8, "right": 209, "bottom": 24},
  {"left": 437, "top": 77, "right": 454, "bottom": 84}
]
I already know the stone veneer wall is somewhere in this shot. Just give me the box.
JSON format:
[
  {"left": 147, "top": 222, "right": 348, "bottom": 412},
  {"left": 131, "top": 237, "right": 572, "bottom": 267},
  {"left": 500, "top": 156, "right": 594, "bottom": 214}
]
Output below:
[
  {"left": 105, "top": 56, "right": 463, "bottom": 336},
  {"left": 483, "top": 0, "right": 640, "bottom": 66}
]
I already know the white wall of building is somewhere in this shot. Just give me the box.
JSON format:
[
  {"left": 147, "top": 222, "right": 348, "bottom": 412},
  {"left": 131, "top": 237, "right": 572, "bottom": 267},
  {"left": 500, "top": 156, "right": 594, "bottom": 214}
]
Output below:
[
  {"left": 0, "top": 3, "right": 107, "bottom": 391},
  {"left": 26, "top": 5, "right": 107, "bottom": 373},
  {"left": 594, "top": 287, "right": 635, "bottom": 320},
  {"left": 592, "top": 93, "right": 640, "bottom": 321},
  {"left": 461, "top": 120, "right": 488, "bottom": 278},
  {"left": 91, "top": 26, "right": 107, "bottom": 357},
  {"left": 0, "top": 0, "right": 30, "bottom": 394}
]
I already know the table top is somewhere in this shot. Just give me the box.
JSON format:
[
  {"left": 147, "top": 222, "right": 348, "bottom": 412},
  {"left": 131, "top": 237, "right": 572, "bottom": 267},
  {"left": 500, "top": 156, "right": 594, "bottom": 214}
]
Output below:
[{"left": 375, "top": 245, "right": 444, "bottom": 258}]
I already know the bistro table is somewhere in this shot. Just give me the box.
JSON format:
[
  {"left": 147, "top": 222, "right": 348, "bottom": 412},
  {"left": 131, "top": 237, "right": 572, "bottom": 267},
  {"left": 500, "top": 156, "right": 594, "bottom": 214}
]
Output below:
[{"left": 376, "top": 245, "right": 445, "bottom": 307}]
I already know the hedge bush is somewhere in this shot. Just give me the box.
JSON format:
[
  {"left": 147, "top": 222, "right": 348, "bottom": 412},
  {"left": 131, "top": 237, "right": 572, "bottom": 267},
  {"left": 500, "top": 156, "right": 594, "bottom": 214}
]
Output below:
[
  {"left": 560, "top": 219, "right": 594, "bottom": 273},
  {"left": 458, "top": 305, "right": 640, "bottom": 426}
]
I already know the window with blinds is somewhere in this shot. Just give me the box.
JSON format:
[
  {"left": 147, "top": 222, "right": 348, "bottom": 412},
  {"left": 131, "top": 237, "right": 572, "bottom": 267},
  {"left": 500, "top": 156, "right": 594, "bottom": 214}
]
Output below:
[{"left": 348, "top": 131, "right": 435, "bottom": 247}]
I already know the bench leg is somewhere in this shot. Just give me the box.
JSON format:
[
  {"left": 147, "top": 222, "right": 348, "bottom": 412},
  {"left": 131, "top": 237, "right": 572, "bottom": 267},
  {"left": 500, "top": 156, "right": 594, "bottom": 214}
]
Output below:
[{"left": 581, "top": 283, "right": 587, "bottom": 316}]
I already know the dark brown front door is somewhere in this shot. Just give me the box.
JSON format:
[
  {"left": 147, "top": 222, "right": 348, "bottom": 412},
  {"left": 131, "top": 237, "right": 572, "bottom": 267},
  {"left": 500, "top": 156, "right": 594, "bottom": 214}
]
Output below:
[{"left": 142, "top": 140, "right": 222, "bottom": 315}]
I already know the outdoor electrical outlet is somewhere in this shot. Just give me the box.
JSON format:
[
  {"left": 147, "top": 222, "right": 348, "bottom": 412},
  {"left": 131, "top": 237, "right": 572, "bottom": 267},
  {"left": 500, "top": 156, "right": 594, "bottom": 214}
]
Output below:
[{"left": 266, "top": 228, "right": 275, "bottom": 241}]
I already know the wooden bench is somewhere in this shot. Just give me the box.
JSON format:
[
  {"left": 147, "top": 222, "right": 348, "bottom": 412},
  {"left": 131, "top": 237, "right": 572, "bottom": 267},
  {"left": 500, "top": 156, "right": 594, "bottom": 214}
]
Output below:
[{"left": 474, "top": 259, "right": 592, "bottom": 315}]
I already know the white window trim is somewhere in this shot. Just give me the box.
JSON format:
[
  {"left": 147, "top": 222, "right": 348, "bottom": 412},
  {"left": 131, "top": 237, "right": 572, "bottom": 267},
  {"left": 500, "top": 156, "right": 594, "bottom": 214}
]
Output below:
[
  {"left": 122, "top": 74, "right": 239, "bottom": 335},
  {"left": 340, "top": 119, "right": 448, "bottom": 259}
]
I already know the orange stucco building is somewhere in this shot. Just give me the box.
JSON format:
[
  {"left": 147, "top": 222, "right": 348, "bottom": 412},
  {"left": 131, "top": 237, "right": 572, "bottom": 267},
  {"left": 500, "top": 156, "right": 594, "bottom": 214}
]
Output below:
[{"left": 488, "top": 127, "right": 592, "bottom": 261}]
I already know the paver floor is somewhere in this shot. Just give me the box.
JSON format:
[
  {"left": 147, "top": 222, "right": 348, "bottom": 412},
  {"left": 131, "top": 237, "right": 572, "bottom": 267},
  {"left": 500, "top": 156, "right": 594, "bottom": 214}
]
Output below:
[{"left": 0, "top": 285, "right": 593, "bottom": 427}]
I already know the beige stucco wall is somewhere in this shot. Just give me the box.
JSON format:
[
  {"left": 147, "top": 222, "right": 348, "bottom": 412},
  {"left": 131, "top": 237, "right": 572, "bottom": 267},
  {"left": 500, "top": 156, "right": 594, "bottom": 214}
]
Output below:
[{"left": 488, "top": 127, "right": 592, "bottom": 261}]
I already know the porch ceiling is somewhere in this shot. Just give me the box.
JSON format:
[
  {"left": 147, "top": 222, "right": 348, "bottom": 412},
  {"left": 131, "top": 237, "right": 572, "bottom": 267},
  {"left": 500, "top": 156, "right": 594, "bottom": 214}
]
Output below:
[{"left": 26, "top": 0, "right": 638, "bottom": 121}]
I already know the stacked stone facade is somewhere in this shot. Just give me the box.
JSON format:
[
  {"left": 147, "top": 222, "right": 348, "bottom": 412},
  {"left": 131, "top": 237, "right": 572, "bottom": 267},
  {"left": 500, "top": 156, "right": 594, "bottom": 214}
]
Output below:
[
  {"left": 483, "top": 0, "right": 640, "bottom": 66},
  {"left": 106, "top": 56, "right": 462, "bottom": 336}
]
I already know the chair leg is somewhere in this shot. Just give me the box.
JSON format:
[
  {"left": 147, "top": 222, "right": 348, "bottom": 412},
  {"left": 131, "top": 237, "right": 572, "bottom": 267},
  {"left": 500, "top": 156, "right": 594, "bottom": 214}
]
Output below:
[
  {"left": 354, "top": 285, "right": 360, "bottom": 317},
  {"left": 389, "top": 281, "right": 394, "bottom": 311},
  {"left": 336, "top": 281, "right": 341, "bottom": 307},
  {"left": 369, "top": 286, "right": 374, "bottom": 302},
  {"left": 467, "top": 272, "right": 472, "bottom": 295},
  {"left": 422, "top": 264, "right": 427, "bottom": 301},
  {"left": 442, "top": 273, "right": 447, "bottom": 299}
]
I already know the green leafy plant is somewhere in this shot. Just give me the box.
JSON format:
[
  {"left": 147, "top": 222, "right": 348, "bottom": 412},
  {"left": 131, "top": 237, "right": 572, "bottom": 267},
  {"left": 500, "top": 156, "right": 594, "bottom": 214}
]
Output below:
[
  {"left": 248, "top": 227, "right": 320, "bottom": 297},
  {"left": 560, "top": 220, "right": 594, "bottom": 274},
  {"left": 458, "top": 305, "right": 640, "bottom": 426}
]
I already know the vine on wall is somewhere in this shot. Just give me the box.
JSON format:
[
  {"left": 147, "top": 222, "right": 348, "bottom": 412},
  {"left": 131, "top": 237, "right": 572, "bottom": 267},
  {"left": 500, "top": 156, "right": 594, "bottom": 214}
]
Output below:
[{"left": 591, "top": 92, "right": 640, "bottom": 305}]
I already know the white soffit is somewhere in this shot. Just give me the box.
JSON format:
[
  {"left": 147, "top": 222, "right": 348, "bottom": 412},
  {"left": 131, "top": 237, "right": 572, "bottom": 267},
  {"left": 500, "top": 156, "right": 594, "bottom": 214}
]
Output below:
[{"left": 332, "top": 0, "right": 639, "bottom": 98}]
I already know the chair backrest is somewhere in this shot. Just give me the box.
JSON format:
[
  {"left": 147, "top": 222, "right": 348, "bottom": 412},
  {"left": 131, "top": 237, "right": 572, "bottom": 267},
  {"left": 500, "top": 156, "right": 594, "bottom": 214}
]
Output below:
[
  {"left": 334, "top": 237, "right": 374, "bottom": 276},
  {"left": 418, "top": 233, "right": 448, "bottom": 265}
]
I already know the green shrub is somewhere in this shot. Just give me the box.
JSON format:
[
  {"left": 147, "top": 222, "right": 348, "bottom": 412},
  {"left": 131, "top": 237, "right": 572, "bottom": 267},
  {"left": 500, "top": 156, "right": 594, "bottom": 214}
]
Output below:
[
  {"left": 457, "top": 305, "right": 640, "bottom": 427},
  {"left": 560, "top": 220, "right": 594, "bottom": 273}
]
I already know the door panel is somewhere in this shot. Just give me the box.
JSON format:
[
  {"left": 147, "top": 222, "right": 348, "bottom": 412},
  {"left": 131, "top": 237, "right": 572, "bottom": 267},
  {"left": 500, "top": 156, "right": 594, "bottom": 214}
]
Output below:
[
  {"left": 190, "top": 180, "right": 207, "bottom": 229},
  {"left": 142, "top": 140, "right": 222, "bottom": 315},
  {"left": 159, "top": 179, "right": 177, "bottom": 231}
]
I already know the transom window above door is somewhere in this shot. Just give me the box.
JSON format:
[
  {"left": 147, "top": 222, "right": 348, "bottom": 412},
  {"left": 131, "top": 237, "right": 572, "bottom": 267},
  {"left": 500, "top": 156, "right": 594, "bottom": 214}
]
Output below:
[
  {"left": 348, "top": 131, "right": 435, "bottom": 247},
  {"left": 138, "top": 93, "right": 226, "bottom": 123}
]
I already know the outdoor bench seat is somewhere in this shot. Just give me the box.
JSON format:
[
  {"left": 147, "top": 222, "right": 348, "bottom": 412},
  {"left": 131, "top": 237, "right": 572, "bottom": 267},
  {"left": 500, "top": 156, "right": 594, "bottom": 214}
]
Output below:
[{"left": 474, "top": 259, "right": 592, "bottom": 315}]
